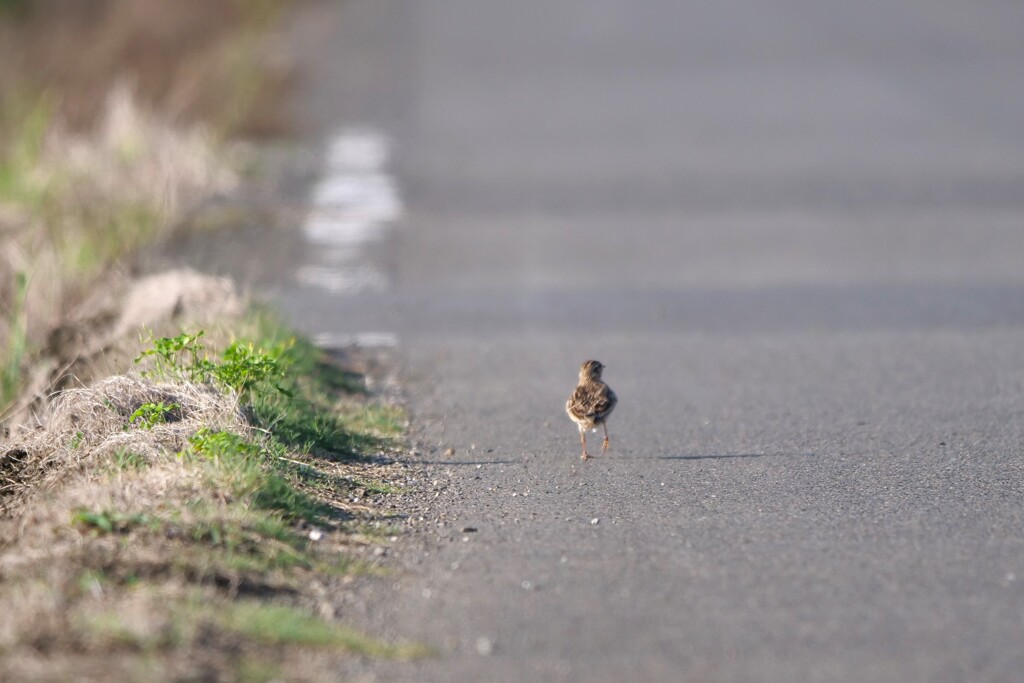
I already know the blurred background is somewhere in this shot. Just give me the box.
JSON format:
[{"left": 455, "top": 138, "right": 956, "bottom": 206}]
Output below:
[
  {"left": 258, "top": 0, "right": 1024, "bottom": 348},
  {"left": 0, "top": 0, "right": 296, "bottom": 414}
]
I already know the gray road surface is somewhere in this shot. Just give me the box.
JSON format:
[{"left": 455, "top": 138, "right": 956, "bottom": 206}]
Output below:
[{"left": 275, "top": 1, "right": 1024, "bottom": 681}]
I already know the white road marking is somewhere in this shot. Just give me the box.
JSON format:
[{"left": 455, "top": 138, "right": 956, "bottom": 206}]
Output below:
[
  {"left": 299, "top": 127, "right": 402, "bottom": 295},
  {"left": 297, "top": 128, "right": 402, "bottom": 347},
  {"left": 313, "top": 331, "right": 399, "bottom": 349}
]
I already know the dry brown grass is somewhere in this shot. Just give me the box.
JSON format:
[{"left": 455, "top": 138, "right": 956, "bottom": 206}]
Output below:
[
  {"left": 0, "top": 0, "right": 295, "bottom": 136},
  {"left": 0, "top": 82, "right": 240, "bottom": 419},
  {"left": 0, "top": 331, "right": 421, "bottom": 680},
  {"left": 0, "top": 87, "right": 236, "bottom": 344},
  {"left": 0, "top": 0, "right": 296, "bottom": 416},
  {"left": 1, "top": 376, "right": 245, "bottom": 511}
]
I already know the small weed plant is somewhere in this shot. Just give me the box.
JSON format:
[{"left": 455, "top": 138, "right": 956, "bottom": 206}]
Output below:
[
  {"left": 1, "top": 271, "right": 29, "bottom": 410},
  {"left": 106, "top": 449, "right": 150, "bottom": 472},
  {"left": 215, "top": 340, "right": 289, "bottom": 399},
  {"left": 135, "top": 331, "right": 212, "bottom": 383},
  {"left": 74, "top": 509, "right": 156, "bottom": 535},
  {"left": 128, "top": 401, "right": 178, "bottom": 430},
  {"left": 135, "top": 331, "right": 289, "bottom": 400},
  {"left": 180, "top": 427, "right": 329, "bottom": 524},
  {"left": 184, "top": 427, "right": 262, "bottom": 463}
]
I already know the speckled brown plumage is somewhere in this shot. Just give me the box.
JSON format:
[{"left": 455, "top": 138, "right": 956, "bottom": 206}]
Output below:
[{"left": 565, "top": 360, "right": 617, "bottom": 460}]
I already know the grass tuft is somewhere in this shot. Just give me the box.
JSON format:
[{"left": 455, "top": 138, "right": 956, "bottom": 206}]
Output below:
[
  {"left": 74, "top": 509, "right": 157, "bottom": 535},
  {"left": 105, "top": 449, "right": 151, "bottom": 472},
  {"left": 0, "top": 270, "right": 28, "bottom": 408},
  {"left": 217, "top": 601, "right": 429, "bottom": 658},
  {"left": 128, "top": 401, "right": 179, "bottom": 430}
]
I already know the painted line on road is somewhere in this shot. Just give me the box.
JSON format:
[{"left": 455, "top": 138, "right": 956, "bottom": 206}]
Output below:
[
  {"left": 313, "top": 331, "right": 399, "bottom": 349},
  {"left": 298, "top": 127, "right": 402, "bottom": 349},
  {"left": 298, "top": 127, "right": 402, "bottom": 294}
]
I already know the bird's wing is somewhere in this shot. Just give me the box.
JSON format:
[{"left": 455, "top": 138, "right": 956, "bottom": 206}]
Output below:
[
  {"left": 592, "top": 384, "right": 617, "bottom": 418},
  {"left": 571, "top": 382, "right": 616, "bottom": 418}
]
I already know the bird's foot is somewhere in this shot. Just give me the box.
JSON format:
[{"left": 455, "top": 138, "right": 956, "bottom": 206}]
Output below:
[
  {"left": 601, "top": 437, "right": 610, "bottom": 455},
  {"left": 580, "top": 451, "right": 592, "bottom": 461}
]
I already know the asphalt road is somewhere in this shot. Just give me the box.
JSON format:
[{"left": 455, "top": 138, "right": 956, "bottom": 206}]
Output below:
[{"left": 276, "top": 1, "right": 1024, "bottom": 681}]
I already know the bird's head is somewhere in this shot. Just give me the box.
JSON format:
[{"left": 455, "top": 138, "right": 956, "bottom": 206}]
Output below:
[{"left": 579, "top": 360, "right": 604, "bottom": 381}]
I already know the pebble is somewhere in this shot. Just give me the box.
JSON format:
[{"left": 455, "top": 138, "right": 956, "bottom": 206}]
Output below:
[
  {"left": 591, "top": 518, "right": 600, "bottom": 525},
  {"left": 475, "top": 637, "right": 495, "bottom": 656}
]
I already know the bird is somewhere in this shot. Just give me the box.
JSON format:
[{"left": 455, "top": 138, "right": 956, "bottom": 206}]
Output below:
[{"left": 565, "top": 360, "right": 617, "bottom": 460}]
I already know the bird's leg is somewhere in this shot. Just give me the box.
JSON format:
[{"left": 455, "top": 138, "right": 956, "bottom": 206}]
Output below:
[
  {"left": 601, "top": 422, "right": 610, "bottom": 455},
  {"left": 579, "top": 427, "right": 591, "bottom": 460}
]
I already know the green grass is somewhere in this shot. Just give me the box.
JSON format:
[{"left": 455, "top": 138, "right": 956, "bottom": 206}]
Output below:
[
  {"left": 0, "top": 98, "right": 50, "bottom": 412},
  {"left": 184, "top": 427, "right": 263, "bottom": 463},
  {"left": 0, "top": 94, "right": 51, "bottom": 206},
  {"left": 128, "top": 401, "right": 179, "bottom": 430},
  {"left": 345, "top": 521, "right": 404, "bottom": 541},
  {"left": 251, "top": 471, "right": 333, "bottom": 523},
  {"left": 250, "top": 396, "right": 402, "bottom": 464},
  {"left": 167, "top": 484, "right": 360, "bottom": 579},
  {"left": 217, "top": 601, "right": 427, "bottom": 658},
  {"left": 105, "top": 449, "right": 151, "bottom": 472},
  {"left": 58, "top": 199, "right": 163, "bottom": 277},
  {"left": 156, "top": 316, "right": 409, "bottom": 528},
  {"left": 74, "top": 589, "right": 428, "bottom": 660},
  {"left": 245, "top": 309, "right": 366, "bottom": 395},
  {"left": 94, "top": 321, "right": 404, "bottom": 570},
  {"left": 76, "top": 568, "right": 112, "bottom": 595},
  {"left": 175, "top": 513, "right": 317, "bottom": 575},
  {"left": 181, "top": 427, "right": 333, "bottom": 525},
  {"left": 0, "top": 94, "right": 165, "bottom": 276},
  {"left": 234, "top": 658, "right": 284, "bottom": 683},
  {"left": 139, "top": 313, "right": 390, "bottom": 464},
  {"left": 338, "top": 404, "right": 406, "bottom": 440},
  {"left": 52, "top": 318, "right": 418, "bottom": 671},
  {"left": 1, "top": 270, "right": 28, "bottom": 409},
  {"left": 274, "top": 462, "right": 404, "bottom": 498},
  {"left": 0, "top": 0, "right": 30, "bottom": 17},
  {"left": 77, "top": 610, "right": 165, "bottom": 652},
  {"left": 0, "top": 92, "right": 174, "bottom": 413},
  {"left": 350, "top": 477, "right": 406, "bottom": 496},
  {"left": 134, "top": 331, "right": 212, "bottom": 383},
  {"left": 73, "top": 509, "right": 158, "bottom": 535},
  {"left": 249, "top": 351, "right": 371, "bottom": 459}
]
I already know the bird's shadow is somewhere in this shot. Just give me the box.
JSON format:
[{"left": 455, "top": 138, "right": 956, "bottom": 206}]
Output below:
[
  {"left": 412, "top": 460, "right": 517, "bottom": 466},
  {"left": 638, "top": 452, "right": 815, "bottom": 461}
]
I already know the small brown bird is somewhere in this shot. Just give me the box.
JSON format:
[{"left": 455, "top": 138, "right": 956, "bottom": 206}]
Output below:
[{"left": 565, "top": 360, "right": 617, "bottom": 460}]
